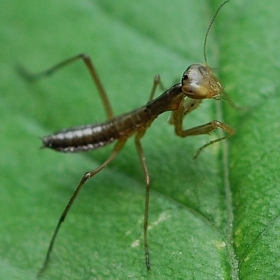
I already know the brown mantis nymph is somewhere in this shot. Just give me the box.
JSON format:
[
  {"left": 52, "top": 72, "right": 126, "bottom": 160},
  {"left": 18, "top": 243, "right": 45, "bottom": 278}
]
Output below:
[{"left": 20, "top": 0, "right": 234, "bottom": 276}]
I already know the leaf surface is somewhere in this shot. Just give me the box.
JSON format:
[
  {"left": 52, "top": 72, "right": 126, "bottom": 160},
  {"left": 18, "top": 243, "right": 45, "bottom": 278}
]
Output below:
[{"left": 0, "top": 0, "right": 279, "bottom": 279}]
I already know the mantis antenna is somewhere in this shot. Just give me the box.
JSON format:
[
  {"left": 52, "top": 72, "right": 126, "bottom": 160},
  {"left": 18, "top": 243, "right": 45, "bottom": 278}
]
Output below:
[{"left": 203, "top": 0, "right": 229, "bottom": 64}]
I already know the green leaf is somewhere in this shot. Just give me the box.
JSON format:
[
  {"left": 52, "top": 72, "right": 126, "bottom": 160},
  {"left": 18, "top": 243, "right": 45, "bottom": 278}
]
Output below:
[{"left": 1, "top": 0, "right": 279, "bottom": 279}]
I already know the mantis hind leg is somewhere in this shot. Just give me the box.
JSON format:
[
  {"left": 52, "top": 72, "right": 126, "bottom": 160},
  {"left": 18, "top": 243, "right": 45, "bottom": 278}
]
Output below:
[
  {"left": 18, "top": 53, "right": 114, "bottom": 120},
  {"left": 37, "top": 139, "right": 126, "bottom": 277}
]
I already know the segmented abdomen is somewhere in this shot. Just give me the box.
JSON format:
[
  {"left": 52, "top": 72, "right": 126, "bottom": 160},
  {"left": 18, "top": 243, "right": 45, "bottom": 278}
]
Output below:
[
  {"left": 42, "top": 123, "right": 117, "bottom": 152},
  {"left": 42, "top": 106, "right": 154, "bottom": 152}
]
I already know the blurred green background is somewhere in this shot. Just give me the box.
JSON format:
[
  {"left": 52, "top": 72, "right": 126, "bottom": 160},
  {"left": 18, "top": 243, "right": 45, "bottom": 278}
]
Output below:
[{"left": 1, "top": 0, "right": 280, "bottom": 279}]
